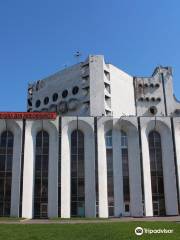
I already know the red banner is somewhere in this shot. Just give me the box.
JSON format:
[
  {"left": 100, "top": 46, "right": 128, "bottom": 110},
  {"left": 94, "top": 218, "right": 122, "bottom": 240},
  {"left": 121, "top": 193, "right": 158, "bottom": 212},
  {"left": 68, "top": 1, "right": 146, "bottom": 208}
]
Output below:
[{"left": 0, "top": 112, "right": 57, "bottom": 120}]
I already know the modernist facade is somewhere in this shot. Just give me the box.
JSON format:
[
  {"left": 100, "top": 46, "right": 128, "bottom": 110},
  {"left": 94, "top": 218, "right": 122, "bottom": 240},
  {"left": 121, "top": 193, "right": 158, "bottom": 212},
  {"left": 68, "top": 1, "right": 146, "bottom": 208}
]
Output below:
[{"left": 0, "top": 55, "right": 180, "bottom": 218}]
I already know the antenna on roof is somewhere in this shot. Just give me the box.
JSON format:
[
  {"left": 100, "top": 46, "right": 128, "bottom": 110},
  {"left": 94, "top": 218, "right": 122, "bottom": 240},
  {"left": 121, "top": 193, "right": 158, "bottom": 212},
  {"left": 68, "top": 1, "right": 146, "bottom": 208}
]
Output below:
[{"left": 74, "top": 51, "right": 82, "bottom": 63}]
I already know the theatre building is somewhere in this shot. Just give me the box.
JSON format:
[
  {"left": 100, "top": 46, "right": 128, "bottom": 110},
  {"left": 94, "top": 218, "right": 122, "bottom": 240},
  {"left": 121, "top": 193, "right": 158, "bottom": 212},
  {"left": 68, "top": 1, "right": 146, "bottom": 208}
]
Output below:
[{"left": 0, "top": 55, "right": 180, "bottom": 218}]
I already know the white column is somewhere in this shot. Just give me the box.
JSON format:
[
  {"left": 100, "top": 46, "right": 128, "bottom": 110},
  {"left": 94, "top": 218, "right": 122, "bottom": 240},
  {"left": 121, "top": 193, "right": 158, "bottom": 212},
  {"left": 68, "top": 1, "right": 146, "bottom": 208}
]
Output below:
[
  {"left": 22, "top": 122, "right": 35, "bottom": 219},
  {"left": 85, "top": 131, "right": 96, "bottom": 217},
  {"left": 10, "top": 128, "right": 22, "bottom": 217},
  {"left": 174, "top": 119, "right": 180, "bottom": 208},
  {"left": 112, "top": 129, "right": 124, "bottom": 217},
  {"left": 128, "top": 131, "right": 143, "bottom": 216},
  {"left": 161, "top": 129, "right": 178, "bottom": 215},
  {"left": 48, "top": 131, "right": 58, "bottom": 218},
  {"left": 61, "top": 125, "right": 71, "bottom": 218},
  {"left": 97, "top": 125, "right": 108, "bottom": 218},
  {"left": 141, "top": 130, "right": 153, "bottom": 216}
]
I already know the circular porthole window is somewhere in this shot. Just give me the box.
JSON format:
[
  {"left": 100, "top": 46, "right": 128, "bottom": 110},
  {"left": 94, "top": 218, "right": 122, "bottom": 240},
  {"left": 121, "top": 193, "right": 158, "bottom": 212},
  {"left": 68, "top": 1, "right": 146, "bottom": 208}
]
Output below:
[
  {"left": 35, "top": 100, "right": 41, "bottom": 108},
  {"left": 52, "top": 93, "right": 58, "bottom": 102},
  {"left": 149, "top": 106, "right": 157, "bottom": 115},
  {"left": 62, "top": 90, "right": 68, "bottom": 98},
  {"left": 44, "top": 97, "right": 49, "bottom": 105},
  {"left": 72, "top": 86, "right": 79, "bottom": 95},
  {"left": 155, "top": 83, "right": 160, "bottom": 88}
]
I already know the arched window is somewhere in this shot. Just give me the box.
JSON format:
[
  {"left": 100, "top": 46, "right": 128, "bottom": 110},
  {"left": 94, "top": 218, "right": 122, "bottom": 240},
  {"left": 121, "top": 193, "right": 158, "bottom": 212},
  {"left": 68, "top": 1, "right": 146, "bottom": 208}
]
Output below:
[
  {"left": 105, "top": 130, "right": 114, "bottom": 216},
  {"left": 0, "top": 131, "right": 14, "bottom": 216},
  {"left": 148, "top": 131, "right": 165, "bottom": 216},
  {"left": 121, "top": 130, "right": 130, "bottom": 215},
  {"left": 34, "top": 130, "right": 49, "bottom": 218},
  {"left": 71, "top": 130, "right": 85, "bottom": 217},
  {"left": 105, "top": 130, "right": 112, "bottom": 148}
]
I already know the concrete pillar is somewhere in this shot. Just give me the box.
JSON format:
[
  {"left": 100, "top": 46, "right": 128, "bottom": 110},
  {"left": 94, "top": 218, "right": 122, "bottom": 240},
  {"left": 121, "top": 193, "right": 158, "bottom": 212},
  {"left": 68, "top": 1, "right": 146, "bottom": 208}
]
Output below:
[
  {"left": 48, "top": 129, "right": 58, "bottom": 218},
  {"left": 22, "top": 122, "right": 34, "bottom": 218},
  {"left": 84, "top": 130, "right": 96, "bottom": 217},
  {"left": 141, "top": 129, "right": 153, "bottom": 216},
  {"left": 173, "top": 119, "right": 180, "bottom": 208},
  {"left": 112, "top": 129, "right": 124, "bottom": 217},
  {"left": 128, "top": 130, "right": 143, "bottom": 216},
  {"left": 97, "top": 125, "right": 108, "bottom": 218},
  {"left": 10, "top": 124, "right": 22, "bottom": 217},
  {"left": 161, "top": 127, "right": 178, "bottom": 215},
  {"left": 61, "top": 124, "right": 71, "bottom": 218}
]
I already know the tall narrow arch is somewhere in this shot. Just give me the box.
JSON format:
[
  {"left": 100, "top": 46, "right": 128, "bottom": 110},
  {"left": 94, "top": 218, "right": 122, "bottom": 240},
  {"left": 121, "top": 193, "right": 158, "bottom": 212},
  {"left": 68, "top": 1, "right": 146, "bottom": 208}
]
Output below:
[
  {"left": 0, "top": 130, "right": 14, "bottom": 216},
  {"left": 105, "top": 130, "right": 114, "bottom": 217},
  {"left": 71, "top": 130, "right": 85, "bottom": 217},
  {"left": 121, "top": 130, "right": 130, "bottom": 215},
  {"left": 34, "top": 130, "right": 49, "bottom": 218},
  {"left": 148, "top": 131, "right": 165, "bottom": 216}
]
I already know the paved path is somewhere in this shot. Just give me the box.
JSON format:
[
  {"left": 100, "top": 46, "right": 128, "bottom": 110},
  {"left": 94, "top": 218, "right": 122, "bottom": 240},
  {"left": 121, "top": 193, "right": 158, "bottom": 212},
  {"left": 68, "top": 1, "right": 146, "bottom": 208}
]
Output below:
[{"left": 0, "top": 216, "right": 180, "bottom": 224}]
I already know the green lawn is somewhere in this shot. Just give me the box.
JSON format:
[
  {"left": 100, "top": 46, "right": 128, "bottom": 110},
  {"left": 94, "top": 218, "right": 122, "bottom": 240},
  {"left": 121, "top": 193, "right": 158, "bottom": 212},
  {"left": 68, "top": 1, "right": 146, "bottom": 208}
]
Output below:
[{"left": 0, "top": 222, "right": 179, "bottom": 240}]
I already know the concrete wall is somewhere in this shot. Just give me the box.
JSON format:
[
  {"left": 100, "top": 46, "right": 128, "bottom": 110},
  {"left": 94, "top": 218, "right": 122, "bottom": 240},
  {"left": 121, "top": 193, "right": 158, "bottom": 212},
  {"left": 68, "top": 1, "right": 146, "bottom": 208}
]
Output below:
[
  {"left": 0, "top": 115, "right": 179, "bottom": 218},
  {"left": 109, "top": 65, "right": 135, "bottom": 117},
  {"left": 140, "top": 117, "right": 178, "bottom": 216},
  {"left": 0, "top": 120, "right": 23, "bottom": 217},
  {"left": 89, "top": 55, "right": 106, "bottom": 116}
]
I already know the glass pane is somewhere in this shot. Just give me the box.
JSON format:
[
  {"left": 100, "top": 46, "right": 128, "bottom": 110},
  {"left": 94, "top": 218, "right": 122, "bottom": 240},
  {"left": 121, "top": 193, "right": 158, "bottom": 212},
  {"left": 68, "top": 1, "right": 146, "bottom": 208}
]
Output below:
[
  {"left": 148, "top": 131, "right": 165, "bottom": 216},
  {"left": 71, "top": 130, "right": 85, "bottom": 217}
]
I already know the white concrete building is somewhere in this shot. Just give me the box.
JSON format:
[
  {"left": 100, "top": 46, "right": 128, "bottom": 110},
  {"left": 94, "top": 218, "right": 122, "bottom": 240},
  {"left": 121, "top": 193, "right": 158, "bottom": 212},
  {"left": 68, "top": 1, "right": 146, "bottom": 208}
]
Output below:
[{"left": 0, "top": 55, "right": 180, "bottom": 218}]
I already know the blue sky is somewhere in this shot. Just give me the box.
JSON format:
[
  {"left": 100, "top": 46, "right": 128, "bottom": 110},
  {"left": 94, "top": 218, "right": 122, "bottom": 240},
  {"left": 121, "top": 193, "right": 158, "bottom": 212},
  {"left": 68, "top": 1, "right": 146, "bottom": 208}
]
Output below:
[{"left": 0, "top": 0, "right": 179, "bottom": 111}]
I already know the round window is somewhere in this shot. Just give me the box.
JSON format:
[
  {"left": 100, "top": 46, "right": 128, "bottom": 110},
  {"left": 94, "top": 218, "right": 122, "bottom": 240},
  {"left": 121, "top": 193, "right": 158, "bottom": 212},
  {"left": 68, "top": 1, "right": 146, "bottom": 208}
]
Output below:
[
  {"left": 52, "top": 93, "right": 58, "bottom": 102},
  {"left": 155, "top": 83, "right": 160, "bottom": 88},
  {"left": 35, "top": 100, "right": 41, "bottom": 108},
  {"left": 44, "top": 97, "right": 49, "bottom": 105},
  {"left": 62, "top": 90, "right": 68, "bottom": 98},
  {"left": 72, "top": 86, "right": 79, "bottom": 95},
  {"left": 149, "top": 106, "right": 157, "bottom": 115}
]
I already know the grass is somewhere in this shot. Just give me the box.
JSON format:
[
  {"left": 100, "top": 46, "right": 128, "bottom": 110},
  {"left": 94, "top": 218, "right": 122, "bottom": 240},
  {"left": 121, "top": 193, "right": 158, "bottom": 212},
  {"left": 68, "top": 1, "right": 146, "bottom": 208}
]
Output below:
[
  {"left": 0, "top": 217, "right": 23, "bottom": 221},
  {"left": 0, "top": 222, "right": 179, "bottom": 240}
]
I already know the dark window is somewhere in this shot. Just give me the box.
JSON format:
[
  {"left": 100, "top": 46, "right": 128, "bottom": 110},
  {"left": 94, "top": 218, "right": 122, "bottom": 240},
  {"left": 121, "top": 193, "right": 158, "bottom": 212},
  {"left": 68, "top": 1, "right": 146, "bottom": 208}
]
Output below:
[
  {"left": 105, "top": 130, "right": 112, "bottom": 148},
  {"left": 125, "top": 204, "right": 129, "bottom": 212},
  {"left": 44, "top": 97, "right": 49, "bottom": 105},
  {"left": 36, "top": 100, "right": 41, "bottom": 108},
  {"left": 34, "top": 131, "right": 49, "bottom": 218},
  {"left": 72, "top": 86, "right": 79, "bottom": 95},
  {"left": 105, "top": 130, "right": 114, "bottom": 217},
  {"left": 0, "top": 131, "right": 13, "bottom": 217},
  {"left": 52, "top": 93, "right": 58, "bottom": 102},
  {"left": 28, "top": 99, "right": 32, "bottom": 106},
  {"left": 121, "top": 131, "right": 130, "bottom": 205},
  {"left": 71, "top": 130, "right": 85, "bottom": 217},
  {"left": 62, "top": 90, "right": 68, "bottom": 98},
  {"left": 155, "top": 83, "right": 160, "bottom": 88},
  {"left": 148, "top": 131, "right": 165, "bottom": 216},
  {"left": 149, "top": 106, "right": 157, "bottom": 115}
]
